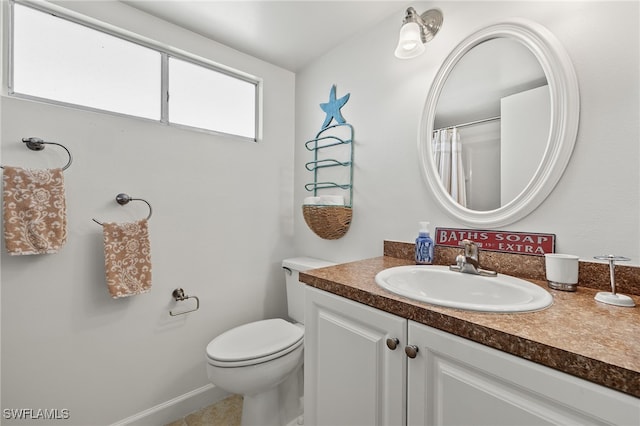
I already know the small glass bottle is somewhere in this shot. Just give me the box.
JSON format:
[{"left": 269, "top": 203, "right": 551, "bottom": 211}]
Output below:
[{"left": 415, "top": 222, "right": 434, "bottom": 265}]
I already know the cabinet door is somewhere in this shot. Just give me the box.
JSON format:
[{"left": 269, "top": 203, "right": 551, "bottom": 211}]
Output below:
[
  {"left": 407, "top": 321, "right": 640, "bottom": 426},
  {"left": 305, "top": 287, "right": 407, "bottom": 426}
]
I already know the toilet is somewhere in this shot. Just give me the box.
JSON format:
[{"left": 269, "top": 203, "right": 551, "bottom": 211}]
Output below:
[{"left": 206, "top": 257, "right": 334, "bottom": 426}]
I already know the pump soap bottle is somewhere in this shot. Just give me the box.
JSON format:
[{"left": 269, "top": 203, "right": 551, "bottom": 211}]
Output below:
[{"left": 415, "top": 222, "right": 434, "bottom": 265}]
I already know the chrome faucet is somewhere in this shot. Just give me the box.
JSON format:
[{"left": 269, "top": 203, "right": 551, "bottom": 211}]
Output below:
[{"left": 449, "top": 239, "right": 497, "bottom": 276}]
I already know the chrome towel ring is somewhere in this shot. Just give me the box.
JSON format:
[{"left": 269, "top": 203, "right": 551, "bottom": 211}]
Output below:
[
  {"left": 0, "top": 137, "right": 73, "bottom": 171},
  {"left": 92, "top": 193, "right": 153, "bottom": 225}
]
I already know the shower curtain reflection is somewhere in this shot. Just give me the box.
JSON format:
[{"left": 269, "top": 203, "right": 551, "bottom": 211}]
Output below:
[{"left": 433, "top": 128, "right": 467, "bottom": 207}]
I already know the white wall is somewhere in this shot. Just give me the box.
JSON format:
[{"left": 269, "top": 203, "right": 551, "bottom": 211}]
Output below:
[
  {"left": 501, "top": 85, "right": 551, "bottom": 205},
  {"left": 294, "top": 1, "right": 640, "bottom": 264},
  {"left": 1, "top": 1, "right": 295, "bottom": 425},
  {"left": 461, "top": 121, "right": 501, "bottom": 210},
  {"left": 1, "top": 0, "right": 638, "bottom": 424}
]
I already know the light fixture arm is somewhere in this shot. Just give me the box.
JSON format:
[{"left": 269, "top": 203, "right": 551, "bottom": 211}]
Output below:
[{"left": 402, "top": 7, "right": 443, "bottom": 44}]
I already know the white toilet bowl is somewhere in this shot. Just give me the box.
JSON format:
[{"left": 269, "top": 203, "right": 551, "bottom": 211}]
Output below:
[
  {"left": 205, "top": 257, "right": 334, "bottom": 426},
  {"left": 206, "top": 319, "right": 304, "bottom": 425}
]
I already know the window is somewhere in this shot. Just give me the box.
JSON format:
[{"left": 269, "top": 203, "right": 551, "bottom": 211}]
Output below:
[
  {"left": 168, "top": 57, "right": 257, "bottom": 139},
  {"left": 13, "top": 3, "right": 161, "bottom": 120},
  {"left": 9, "top": 1, "right": 259, "bottom": 140}
]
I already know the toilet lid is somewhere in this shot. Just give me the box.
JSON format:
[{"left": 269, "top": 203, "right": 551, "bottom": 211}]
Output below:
[{"left": 206, "top": 319, "right": 303, "bottom": 365}]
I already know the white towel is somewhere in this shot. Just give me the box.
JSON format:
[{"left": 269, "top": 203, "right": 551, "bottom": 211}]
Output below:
[
  {"left": 303, "top": 196, "right": 321, "bottom": 205},
  {"left": 319, "top": 195, "right": 344, "bottom": 206}
]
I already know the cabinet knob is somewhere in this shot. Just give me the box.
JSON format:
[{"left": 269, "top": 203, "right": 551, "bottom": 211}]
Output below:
[
  {"left": 386, "top": 337, "right": 400, "bottom": 350},
  {"left": 405, "top": 345, "right": 419, "bottom": 359}
]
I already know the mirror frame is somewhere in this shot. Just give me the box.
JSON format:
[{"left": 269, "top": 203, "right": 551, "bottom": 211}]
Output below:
[{"left": 419, "top": 18, "right": 579, "bottom": 228}]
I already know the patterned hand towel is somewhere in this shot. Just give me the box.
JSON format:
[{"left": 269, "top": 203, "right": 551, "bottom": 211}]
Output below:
[
  {"left": 2, "top": 166, "right": 67, "bottom": 255},
  {"left": 103, "top": 219, "right": 152, "bottom": 298}
]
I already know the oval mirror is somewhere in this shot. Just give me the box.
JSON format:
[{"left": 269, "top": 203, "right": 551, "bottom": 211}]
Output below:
[{"left": 419, "top": 19, "right": 579, "bottom": 228}]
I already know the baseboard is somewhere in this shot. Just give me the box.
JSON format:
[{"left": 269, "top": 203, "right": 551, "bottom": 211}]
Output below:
[{"left": 110, "top": 384, "right": 229, "bottom": 426}]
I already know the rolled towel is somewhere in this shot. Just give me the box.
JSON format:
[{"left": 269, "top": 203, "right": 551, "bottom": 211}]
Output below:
[
  {"left": 319, "top": 195, "right": 344, "bottom": 206},
  {"left": 303, "top": 196, "right": 321, "bottom": 205},
  {"left": 102, "top": 219, "right": 152, "bottom": 298},
  {"left": 2, "top": 166, "right": 67, "bottom": 255}
]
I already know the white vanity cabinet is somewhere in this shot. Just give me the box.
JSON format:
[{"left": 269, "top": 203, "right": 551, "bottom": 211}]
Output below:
[
  {"left": 407, "top": 322, "right": 639, "bottom": 425},
  {"left": 305, "top": 287, "right": 640, "bottom": 426},
  {"left": 304, "top": 286, "right": 407, "bottom": 426}
]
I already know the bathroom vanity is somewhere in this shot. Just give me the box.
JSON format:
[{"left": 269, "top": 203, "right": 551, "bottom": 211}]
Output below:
[{"left": 300, "top": 252, "right": 640, "bottom": 426}]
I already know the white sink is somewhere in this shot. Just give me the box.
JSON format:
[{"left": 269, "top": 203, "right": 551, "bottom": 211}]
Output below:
[{"left": 375, "top": 265, "right": 552, "bottom": 313}]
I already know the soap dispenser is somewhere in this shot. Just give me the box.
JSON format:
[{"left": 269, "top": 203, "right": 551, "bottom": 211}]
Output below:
[{"left": 415, "top": 222, "right": 434, "bottom": 265}]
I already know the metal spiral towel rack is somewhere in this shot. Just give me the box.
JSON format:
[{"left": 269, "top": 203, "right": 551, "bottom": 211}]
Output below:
[
  {"left": 0, "top": 137, "right": 73, "bottom": 170},
  {"left": 92, "top": 193, "right": 153, "bottom": 225},
  {"left": 302, "top": 123, "right": 354, "bottom": 239},
  {"left": 304, "top": 123, "right": 354, "bottom": 201}
]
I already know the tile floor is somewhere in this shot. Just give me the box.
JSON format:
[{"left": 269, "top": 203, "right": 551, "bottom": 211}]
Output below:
[{"left": 165, "top": 394, "right": 242, "bottom": 426}]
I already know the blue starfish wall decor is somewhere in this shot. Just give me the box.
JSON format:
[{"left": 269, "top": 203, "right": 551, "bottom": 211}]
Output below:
[{"left": 320, "top": 85, "right": 350, "bottom": 129}]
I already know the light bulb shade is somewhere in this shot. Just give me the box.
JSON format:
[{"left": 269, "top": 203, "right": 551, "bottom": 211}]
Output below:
[{"left": 394, "top": 22, "right": 425, "bottom": 59}]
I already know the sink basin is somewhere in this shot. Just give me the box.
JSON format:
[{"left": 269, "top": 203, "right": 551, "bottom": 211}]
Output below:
[{"left": 375, "top": 265, "right": 552, "bottom": 313}]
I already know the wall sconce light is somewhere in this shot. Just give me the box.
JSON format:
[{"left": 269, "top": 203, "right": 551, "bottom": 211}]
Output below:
[{"left": 394, "top": 7, "right": 443, "bottom": 59}]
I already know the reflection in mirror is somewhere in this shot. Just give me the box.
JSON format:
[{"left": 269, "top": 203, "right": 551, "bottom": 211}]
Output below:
[
  {"left": 432, "top": 38, "right": 550, "bottom": 211},
  {"left": 419, "top": 19, "right": 580, "bottom": 228}
]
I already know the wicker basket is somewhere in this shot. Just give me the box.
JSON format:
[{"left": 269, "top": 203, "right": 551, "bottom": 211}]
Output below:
[{"left": 302, "top": 205, "right": 352, "bottom": 240}]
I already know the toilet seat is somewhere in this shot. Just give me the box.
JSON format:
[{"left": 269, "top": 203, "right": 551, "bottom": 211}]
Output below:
[{"left": 206, "top": 318, "right": 304, "bottom": 367}]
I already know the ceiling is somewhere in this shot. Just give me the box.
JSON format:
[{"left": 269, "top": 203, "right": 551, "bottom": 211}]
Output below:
[{"left": 123, "top": 1, "right": 407, "bottom": 72}]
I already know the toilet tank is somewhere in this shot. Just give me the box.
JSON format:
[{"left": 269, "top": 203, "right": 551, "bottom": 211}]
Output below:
[{"left": 282, "top": 257, "right": 335, "bottom": 324}]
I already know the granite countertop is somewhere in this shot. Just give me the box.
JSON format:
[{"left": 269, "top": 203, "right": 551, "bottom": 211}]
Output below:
[{"left": 299, "top": 255, "right": 640, "bottom": 398}]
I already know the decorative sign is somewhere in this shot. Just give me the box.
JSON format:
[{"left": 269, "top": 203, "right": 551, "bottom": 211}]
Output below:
[{"left": 435, "top": 228, "right": 555, "bottom": 256}]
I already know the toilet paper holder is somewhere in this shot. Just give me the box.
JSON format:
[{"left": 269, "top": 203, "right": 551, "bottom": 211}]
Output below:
[{"left": 169, "top": 288, "right": 200, "bottom": 316}]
